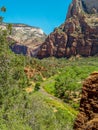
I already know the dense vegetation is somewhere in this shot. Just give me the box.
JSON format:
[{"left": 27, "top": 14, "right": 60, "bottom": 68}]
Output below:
[
  {"left": 0, "top": 20, "right": 98, "bottom": 130},
  {"left": 26, "top": 56, "right": 98, "bottom": 109},
  {"left": 0, "top": 27, "right": 77, "bottom": 129},
  {"left": 0, "top": 4, "right": 98, "bottom": 130}
]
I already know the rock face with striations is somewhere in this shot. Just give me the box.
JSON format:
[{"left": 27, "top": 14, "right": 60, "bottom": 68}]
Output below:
[
  {"left": 37, "top": 0, "right": 98, "bottom": 58},
  {"left": 0, "top": 23, "right": 47, "bottom": 56},
  {"left": 74, "top": 72, "right": 98, "bottom": 130}
]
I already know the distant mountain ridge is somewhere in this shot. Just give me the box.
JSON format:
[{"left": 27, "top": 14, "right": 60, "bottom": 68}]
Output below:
[{"left": 0, "top": 23, "right": 47, "bottom": 56}]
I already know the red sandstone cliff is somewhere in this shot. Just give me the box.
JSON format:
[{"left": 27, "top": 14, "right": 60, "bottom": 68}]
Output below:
[{"left": 37, "top": 0, "right": 98, "bottom": 58}]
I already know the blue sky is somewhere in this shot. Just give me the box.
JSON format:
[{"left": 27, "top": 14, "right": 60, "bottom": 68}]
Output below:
[{"left": 1, "top": 0, "right": 72, "bottom": 34}]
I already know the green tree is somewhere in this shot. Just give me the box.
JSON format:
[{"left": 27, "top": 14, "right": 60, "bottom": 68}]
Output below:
[
  {"left": 7, "top": 23, "right": 12, "bottom": 35},
  {"left": 0, "top": 6, "right": 6, "bottom": 22},
  {"left": 1, "top": 6, "right": 6, "bottom": 12}
]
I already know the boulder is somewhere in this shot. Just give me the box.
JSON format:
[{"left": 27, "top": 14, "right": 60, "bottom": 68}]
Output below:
[{"left": 74, "top": 72, "right": 98, "bottom": 130}]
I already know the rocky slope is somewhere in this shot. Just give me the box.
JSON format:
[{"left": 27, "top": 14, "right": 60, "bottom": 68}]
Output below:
[
  {"left": 74, "top": 72, "right": 98, "bottom": 130},
  {"left": 0, "top": 23, "right": 47, "bottom": 56},
  {"left": 37, "top": 0, "right": 98, "bottom": 58}
]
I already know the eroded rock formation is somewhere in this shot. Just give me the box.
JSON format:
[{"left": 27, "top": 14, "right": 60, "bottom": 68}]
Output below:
[
  {"left": 37, "top": 0, "right": 98, "bottom": 58},
  {"left": 74, "top": 72, "right": 98, "bottom": 130}
]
